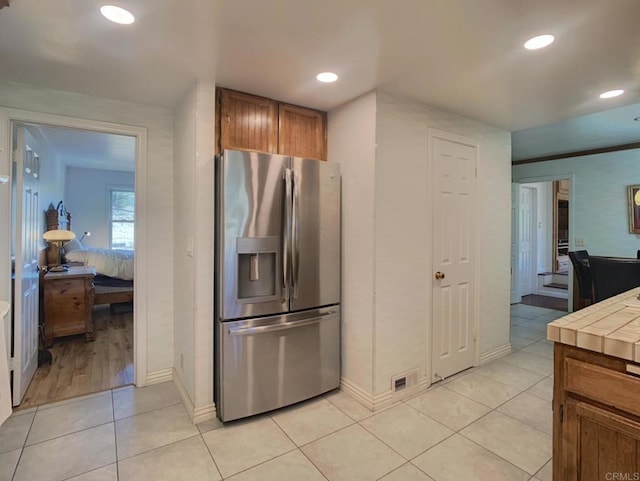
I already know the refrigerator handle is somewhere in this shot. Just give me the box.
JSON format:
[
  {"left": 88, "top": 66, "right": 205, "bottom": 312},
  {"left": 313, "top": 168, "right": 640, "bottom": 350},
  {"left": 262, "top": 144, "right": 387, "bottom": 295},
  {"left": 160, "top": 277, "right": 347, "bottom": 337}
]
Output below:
[
  {"left": 282, "top": 168, "right": 292, "bottom": 302},
  {"left": 228, "top": 310, "right": 337, "bottom": 336},
  {"left": 292, "top": 169, "right": 301, "bottom": 299}
]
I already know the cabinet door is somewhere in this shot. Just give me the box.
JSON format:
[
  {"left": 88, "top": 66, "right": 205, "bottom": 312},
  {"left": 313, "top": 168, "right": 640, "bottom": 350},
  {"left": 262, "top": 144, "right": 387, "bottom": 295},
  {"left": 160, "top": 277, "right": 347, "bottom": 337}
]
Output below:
[
  {"left": 563, "top": 399, "right": 640, "bottom": 481},
  {"left": 220, "top": 89, "right": 278, "bottom": 154},
  {"left": 278, "top": 103, "right": 327, "bottom": 160}
]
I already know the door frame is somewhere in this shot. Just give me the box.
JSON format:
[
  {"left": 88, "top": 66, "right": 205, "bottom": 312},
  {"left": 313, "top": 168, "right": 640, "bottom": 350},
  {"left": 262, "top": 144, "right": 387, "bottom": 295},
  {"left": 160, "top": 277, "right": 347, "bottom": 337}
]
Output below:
[
  {"left": 512, "top": 173, "right": 575, "bottom": 311},
  {"left": 517, "top": 185, "right": 537, "bottom": 297},
  {"left": 427, "top": 128, "right": 481, "bottom": 383},
  {"left": 0, "top": 108, "right": 148, "bottom": 391}
]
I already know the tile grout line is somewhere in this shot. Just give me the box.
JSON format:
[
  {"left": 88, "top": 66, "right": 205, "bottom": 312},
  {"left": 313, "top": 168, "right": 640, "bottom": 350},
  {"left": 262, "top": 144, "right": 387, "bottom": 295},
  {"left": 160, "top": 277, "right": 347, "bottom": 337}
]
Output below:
[
  {"left": 112, "top": 389, "right": 120, "bottom": 481},
  {"left": 268, "top": 410, "right": 332, "bottom": 481},
  {"left": 199, "top": 427, "right": 225, "bottom": 480},
  {"left": 457, "top": 429, "right": 551, "bottom": 478},
  {"left": 10, "top": 407, "right": 37, "bottom": 481}
]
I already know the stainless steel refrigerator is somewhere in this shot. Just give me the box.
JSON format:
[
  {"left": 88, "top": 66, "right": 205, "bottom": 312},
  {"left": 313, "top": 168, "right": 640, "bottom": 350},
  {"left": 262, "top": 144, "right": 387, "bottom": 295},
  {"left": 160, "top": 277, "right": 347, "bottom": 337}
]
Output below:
[{"left": 214, "top": 149, "right": 341, "bottom": 422}]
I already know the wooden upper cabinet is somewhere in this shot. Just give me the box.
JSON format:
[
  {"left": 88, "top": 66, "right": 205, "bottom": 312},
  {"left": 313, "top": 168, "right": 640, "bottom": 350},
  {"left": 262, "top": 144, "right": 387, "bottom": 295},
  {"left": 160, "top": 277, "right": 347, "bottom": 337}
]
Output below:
[
  {"left": 219, "top": 89, "right": 278, "bottom": 154},
  {"left": 216, "top": 88, "right": 328, "bottom": 160},
  {"left": 278, "top": 103, "right": 327, "bottom": 160}
]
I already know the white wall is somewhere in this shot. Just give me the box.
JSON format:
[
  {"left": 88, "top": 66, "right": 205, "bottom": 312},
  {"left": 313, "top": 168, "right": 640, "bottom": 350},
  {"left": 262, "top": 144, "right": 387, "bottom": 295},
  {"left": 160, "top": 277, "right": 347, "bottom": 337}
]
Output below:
[
  {"left": 65, "top": 167, "right": 134, "bottom": 249},
  {"left": 513, "top": 149, "right": 640, "bottom": 258},
  {"left": 374, "top": 91, "right": 511, "bottom": 394},
  {"left": 0, "top": 80, "right": 174, "bottom": 376},
  {"left": 328, "top": 90, "right": 511, "bottom": 403},
  {"left": 173, "top": 86, "right": 197, "bottom": 400},
  {"left": 327, "top": 91, "right": 377, "bottom": 396},
  {"left": 173, "top": 81, "right": 216, "bottom": 419}
]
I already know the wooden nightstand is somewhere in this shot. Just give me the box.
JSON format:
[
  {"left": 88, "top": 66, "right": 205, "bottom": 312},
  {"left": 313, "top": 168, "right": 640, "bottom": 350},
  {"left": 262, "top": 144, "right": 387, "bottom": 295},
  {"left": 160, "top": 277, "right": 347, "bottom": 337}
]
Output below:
[{"left": 43, "top": 266, "right": 96, "bottom": 347}]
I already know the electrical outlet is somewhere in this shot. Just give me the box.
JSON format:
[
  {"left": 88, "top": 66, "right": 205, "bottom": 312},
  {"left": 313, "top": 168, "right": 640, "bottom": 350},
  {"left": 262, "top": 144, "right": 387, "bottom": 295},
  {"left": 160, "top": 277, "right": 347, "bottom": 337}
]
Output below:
[{"left": 575, "top": 238, "right": 585, "bottom": 247}]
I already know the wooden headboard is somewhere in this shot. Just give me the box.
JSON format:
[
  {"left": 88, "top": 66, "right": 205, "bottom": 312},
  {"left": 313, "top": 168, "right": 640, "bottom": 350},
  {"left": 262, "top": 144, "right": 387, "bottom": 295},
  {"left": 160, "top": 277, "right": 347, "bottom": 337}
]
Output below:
[{"left": 45, "top": 201, "right": 71, "bottom": 232}]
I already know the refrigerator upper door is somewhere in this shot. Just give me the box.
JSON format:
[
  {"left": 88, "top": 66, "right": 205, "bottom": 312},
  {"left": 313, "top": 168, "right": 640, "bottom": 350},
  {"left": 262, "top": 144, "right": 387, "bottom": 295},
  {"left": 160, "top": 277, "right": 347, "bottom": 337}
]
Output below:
[
  {"left": 290, "top": 158, "right": 341, "bottom": 311},
  {"left": 218, "top": 150, "right": 290, "bottom": 320}
]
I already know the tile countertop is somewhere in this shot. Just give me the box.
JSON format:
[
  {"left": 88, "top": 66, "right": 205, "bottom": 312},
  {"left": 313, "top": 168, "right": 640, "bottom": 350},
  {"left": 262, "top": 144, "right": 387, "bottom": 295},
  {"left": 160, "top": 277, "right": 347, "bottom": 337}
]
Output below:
[
  {"left": 547, "top": 287, "right": 640, "bottom": 362},
  {"left": 0, "top": 301, "right": 8, "bottom": 320}
]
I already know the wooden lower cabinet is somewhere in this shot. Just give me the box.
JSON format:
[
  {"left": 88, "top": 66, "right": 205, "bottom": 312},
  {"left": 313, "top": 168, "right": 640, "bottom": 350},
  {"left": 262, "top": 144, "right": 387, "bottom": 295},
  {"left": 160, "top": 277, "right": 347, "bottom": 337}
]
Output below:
[
  {"left": 43, "top": 266, "right": 96, "bottom": 347},
  {"left": 554, "top": 344, "right": 640, "bottom": 481}
]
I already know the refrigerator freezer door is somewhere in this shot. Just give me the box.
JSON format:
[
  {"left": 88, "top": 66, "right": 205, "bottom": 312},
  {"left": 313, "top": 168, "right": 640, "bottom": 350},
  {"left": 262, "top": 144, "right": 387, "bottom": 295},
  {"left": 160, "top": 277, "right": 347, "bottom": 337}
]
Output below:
[
  {"left": 218, "top": 150, "right": 290, "bottom": 320},
  {"left": 290, "top": 158, "right": 341, "bottom": 311},
  {"left": 217, "top": 307, "right": 340, "bottom": 421}
]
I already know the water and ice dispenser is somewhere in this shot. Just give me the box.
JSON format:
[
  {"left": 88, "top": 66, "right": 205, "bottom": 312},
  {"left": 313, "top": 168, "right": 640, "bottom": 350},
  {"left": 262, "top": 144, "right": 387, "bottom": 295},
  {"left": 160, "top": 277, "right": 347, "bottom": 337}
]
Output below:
[{"left": 236, "top": 236, "right": 279, "bottom": 302}]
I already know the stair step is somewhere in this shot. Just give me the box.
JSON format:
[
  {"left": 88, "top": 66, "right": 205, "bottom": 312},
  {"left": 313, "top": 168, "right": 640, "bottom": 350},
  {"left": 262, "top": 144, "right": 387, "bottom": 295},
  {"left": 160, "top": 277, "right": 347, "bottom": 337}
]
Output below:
[{"left": 544, "top": 282, "right": 568, "bottom": 290}]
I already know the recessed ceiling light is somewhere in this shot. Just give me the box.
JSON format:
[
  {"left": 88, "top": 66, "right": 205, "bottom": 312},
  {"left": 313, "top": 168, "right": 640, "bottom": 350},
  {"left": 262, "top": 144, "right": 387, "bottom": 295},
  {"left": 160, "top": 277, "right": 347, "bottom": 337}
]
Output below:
[
  {"left": 524, "top": 34, "right": 555, "bottom": 50},
  {"left": 599, "top": 89, "right": 624, "bottom": 99},
  {"left": 100, "top": 5, "right": 135, "bottom": 25},
  {"left": 316, "top": 72, "right": 338, "bottom": 83}
]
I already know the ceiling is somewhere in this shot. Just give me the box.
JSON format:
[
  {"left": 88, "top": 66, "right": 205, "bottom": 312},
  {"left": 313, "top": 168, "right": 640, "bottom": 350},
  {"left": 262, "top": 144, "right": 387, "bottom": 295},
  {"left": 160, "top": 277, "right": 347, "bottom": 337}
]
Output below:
[
  {"left": 0, "top": 0, "right": 639, "bottom": 145},
  {"left": 31, "top": 125, "right": 135, "bottom": 172}
]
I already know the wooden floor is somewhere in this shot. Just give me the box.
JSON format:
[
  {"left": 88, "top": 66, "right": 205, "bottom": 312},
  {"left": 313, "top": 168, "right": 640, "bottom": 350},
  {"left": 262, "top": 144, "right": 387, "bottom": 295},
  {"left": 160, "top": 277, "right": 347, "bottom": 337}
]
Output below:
[
  {"left": 18, "top": 305, "right": 133, "bottom": 410},
  {"left": 520, "top": 294, "right": 568, "bottom": 312}
]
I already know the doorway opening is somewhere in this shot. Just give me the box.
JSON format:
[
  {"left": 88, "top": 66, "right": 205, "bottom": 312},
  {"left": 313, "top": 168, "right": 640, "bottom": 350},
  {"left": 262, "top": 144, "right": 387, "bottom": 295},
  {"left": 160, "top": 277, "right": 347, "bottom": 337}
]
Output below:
[
  {"left": 7, "top": 119, "right": 141, "bottom": 410},
  {"left": 512, "top": 180, "right": 571, "bottom": 312}
]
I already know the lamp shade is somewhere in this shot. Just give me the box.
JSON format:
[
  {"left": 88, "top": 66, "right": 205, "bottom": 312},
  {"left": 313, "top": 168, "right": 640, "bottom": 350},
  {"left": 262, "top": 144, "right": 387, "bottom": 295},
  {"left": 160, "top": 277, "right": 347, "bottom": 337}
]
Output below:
[
  {"left": 43, "top": 229, "right": 76, "bottom": 242},
  {"left": 635, "top": 190, "right": 640, "bottom": 207}
]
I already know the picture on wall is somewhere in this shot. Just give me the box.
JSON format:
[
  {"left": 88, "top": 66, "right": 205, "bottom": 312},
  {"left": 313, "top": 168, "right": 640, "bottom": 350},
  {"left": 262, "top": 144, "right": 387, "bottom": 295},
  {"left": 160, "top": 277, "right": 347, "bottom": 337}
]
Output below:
[{"left": 627, "top": 185, "right": 640, "bottom": 234}]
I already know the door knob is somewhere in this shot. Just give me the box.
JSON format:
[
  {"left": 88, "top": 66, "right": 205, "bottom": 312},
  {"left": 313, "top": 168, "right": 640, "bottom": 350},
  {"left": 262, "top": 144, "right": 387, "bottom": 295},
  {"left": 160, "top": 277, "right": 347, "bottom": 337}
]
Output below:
[{"left": 435, "top": 271, "right": 445, "bottom": 280}]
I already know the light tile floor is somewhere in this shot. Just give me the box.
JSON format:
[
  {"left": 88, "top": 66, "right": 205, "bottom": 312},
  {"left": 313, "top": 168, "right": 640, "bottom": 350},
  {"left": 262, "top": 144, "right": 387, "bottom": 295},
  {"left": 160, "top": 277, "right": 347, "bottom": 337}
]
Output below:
[{"left": 0, "top": 304, "right": 561, "bottom": 481}]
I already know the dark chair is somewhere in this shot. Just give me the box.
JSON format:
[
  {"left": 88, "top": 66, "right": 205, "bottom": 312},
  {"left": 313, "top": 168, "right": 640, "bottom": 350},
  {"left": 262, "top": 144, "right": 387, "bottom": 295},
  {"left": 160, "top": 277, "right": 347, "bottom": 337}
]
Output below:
[
  {"left": 589, "top": 256, "right": 640, "bottom": 302},
  {"left": 569, "top": 250, "right": 593, "bottom": 309}
]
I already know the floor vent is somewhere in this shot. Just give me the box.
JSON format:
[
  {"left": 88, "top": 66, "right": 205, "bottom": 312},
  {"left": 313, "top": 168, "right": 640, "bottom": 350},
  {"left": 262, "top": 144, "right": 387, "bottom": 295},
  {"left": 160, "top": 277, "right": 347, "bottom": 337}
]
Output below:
[{"left": 391, "top": 369, "right": 419, "bottom": 402}]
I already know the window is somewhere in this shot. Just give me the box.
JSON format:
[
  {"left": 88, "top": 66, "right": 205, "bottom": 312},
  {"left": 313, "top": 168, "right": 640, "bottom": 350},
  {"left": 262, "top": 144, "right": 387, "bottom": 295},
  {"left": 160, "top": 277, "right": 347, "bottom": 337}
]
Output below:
[{"left": 110, "top": 189, "right": 134, "bottom": 250}]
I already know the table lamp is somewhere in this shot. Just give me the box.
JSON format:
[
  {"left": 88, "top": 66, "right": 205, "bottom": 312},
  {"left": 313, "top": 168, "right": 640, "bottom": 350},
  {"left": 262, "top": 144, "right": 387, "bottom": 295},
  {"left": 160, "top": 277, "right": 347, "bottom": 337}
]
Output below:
[{"left": 43, "top": 229, "right": 75, "bottom": 272}]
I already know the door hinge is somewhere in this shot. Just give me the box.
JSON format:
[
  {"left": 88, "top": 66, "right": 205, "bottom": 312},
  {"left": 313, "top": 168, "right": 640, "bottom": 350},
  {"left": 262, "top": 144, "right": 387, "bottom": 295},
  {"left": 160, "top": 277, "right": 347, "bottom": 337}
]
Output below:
[
  {"left": 9, "top": 357, "right": 16, "bottom": 371},
  {"left": 559, "top": 404, "right": 564, "bottom": 423},
  {"left": 475, "top": 167, "right": 478, "bottom": 178}
]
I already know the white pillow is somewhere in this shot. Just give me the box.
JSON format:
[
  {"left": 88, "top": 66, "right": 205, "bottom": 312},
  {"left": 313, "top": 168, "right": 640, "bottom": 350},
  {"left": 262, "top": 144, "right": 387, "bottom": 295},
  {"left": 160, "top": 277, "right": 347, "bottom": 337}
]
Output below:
[
  {"left": 63, "top": 238, "right": 82, "bottom": 253},
  {"left": 64, "top": 249, "right": 88, "bottom": 264}
]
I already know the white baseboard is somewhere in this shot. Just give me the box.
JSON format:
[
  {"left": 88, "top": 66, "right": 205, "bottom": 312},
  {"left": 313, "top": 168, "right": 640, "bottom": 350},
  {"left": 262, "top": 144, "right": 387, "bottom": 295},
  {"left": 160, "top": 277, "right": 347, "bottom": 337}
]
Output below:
[
  {"left": 193, "top": 404, "right": 217, "bottom": 424},
  {"left": 479, "top": 343, "right": 512, "bottom": 364},
  {"left": 171, "top": 368, "right": 216, "bottom": 424},
  {"left": 340, "top": 376, "right": 430, "bottom": 412},
  {"left": 146, "top": 369, "right": 173, "bottom": 385}
]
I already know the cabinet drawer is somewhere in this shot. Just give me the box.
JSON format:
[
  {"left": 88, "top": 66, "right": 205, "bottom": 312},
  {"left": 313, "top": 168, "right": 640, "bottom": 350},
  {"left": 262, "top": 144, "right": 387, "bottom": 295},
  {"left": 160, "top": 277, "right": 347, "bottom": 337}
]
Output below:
[
  {"left": 49, "top": 281, "right": 86, "bottom": 307},
  {"left": 564, "top": 357, "right": 640, "bottom": 417}
]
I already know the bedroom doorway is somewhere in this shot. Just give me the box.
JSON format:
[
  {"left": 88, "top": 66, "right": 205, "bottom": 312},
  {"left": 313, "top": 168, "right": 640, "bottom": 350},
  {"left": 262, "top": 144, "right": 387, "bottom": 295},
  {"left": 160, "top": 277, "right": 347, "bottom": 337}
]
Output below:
[{"left": 0, "top": 110, "right": 147, "bottom": 410}]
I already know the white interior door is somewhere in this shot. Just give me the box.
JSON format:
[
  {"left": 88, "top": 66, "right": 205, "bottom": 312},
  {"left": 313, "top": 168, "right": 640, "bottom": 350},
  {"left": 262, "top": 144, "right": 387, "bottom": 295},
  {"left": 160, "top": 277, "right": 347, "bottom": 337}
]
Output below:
[
  {"left": 431, "top": 132, "right": 477, "bottom": 382},
  {"left": 0, "top": 304, "right": 12, "bottom": 425},
  {"left": 510, "top": 183, "right": 521, "bottom": 304},
  {"left": 518, "top": 186, "right": 533, "bottom": 297},
  {"left": 12, "top": 124, "right": 40, "bottom": 405}
]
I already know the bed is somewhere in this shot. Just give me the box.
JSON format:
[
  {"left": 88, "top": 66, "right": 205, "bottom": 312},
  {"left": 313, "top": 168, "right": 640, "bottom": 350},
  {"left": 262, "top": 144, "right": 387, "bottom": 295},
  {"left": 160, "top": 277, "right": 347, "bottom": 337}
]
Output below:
[{"left": 45, "top": 203, "right": 134, "bottom": 307}]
